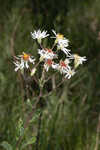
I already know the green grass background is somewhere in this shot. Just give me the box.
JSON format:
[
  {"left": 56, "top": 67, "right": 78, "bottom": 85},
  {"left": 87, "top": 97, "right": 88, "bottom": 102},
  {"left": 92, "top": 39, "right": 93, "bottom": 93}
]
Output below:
[{"left": 0, "top": 0, "right": 100, "bottom": 149}]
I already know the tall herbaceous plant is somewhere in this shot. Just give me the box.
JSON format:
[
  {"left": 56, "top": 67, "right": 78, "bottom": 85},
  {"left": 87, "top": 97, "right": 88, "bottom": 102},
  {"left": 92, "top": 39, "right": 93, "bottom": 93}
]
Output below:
[{"left": 12, "top": 29, "right": 86, "bottom": 149}]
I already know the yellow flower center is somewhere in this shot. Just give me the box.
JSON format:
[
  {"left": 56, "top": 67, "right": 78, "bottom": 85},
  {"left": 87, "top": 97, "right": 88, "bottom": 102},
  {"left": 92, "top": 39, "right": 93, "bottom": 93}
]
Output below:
[
  {"left": 74, "top": 54, "right": 80, "bottom": 68},
  {"left": 57, "top": 34, "right": 64, "bottom": 40},
  {"left": 74, "top": 54, "right": 80, "bottom": 60},
  {"left": 22, "top": 52, "right": 30, "bottom": 61},
  {"left": 55, "top": 34, "right": 64, "bottom": 44},
  {"left": 69, "top": 70, "right": 73, "bottom": 75}
]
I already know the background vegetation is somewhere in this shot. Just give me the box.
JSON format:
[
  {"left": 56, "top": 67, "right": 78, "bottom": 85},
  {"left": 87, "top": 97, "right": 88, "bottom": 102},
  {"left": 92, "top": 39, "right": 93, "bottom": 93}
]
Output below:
[{"left": 0, "top": 0, "right": 100, "bottom": 149}]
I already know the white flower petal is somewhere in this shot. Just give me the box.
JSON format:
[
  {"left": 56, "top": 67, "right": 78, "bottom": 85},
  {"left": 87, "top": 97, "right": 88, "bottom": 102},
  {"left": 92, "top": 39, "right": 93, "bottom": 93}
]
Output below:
[
  {"left": 25, "top": 61, "right": 29, "bottom": 68},
  {"left": 31, "top": 30, "right": 49, "bottom": 41}
]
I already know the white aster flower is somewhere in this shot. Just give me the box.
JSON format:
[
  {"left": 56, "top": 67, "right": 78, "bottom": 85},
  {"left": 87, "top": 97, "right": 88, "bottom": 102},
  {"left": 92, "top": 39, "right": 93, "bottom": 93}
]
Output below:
[
  {"left": 51, "top": 30, "right": 69, "bottom": 44},
  {"left": 38, "top": 48, "right": 57, "bottom": 61},
  {"left": 57, "top": 59, "right": 71, "bottom": 74},
  {"left": 31, "top": 29, "right": 49, "bottom": 44},
  {"left": 57, "top": 38, "right": 71, "bottom": 56},
  {"left": 65, "top": 68, "right": 75, "bottom": 79},
  {"left": 51, "top": 30, "right": 71, "bottom": 56},
  {"left": 14, "top": 52, "right": 35, "bottom": 71},
  {"left": 44, "top": 59, "right": 57, "bottom": 72},
  {"left": 69, "top": 54, "right": 87, "bottom": 68}
]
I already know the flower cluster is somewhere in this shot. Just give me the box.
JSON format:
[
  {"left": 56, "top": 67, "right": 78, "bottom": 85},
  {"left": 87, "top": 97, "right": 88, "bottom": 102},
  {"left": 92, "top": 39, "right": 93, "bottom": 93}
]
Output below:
[{"left": 14, "top": 29, "right": 87, "bottom": 79}]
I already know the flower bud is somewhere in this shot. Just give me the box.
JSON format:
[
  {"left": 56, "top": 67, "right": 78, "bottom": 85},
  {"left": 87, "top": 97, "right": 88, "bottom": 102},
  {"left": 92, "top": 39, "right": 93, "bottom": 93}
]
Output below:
[{"left": 31, "top": 68, "right": 36, "bottom": 76}]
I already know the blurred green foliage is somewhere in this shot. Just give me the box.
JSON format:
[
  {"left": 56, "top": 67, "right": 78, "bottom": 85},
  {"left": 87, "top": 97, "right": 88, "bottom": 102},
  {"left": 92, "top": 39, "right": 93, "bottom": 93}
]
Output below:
[{"left": 0, "top": 0, "right": 100, "bottom": 149}]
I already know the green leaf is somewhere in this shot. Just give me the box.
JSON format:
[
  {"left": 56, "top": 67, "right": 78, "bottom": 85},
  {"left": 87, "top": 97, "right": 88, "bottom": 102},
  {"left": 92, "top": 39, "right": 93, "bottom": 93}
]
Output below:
[
  {"left": 21, "top": 137, "right": 36, "bottom": 149},
  {"left": 1, "top": 141, "right": 13, "bottom": 150}
]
